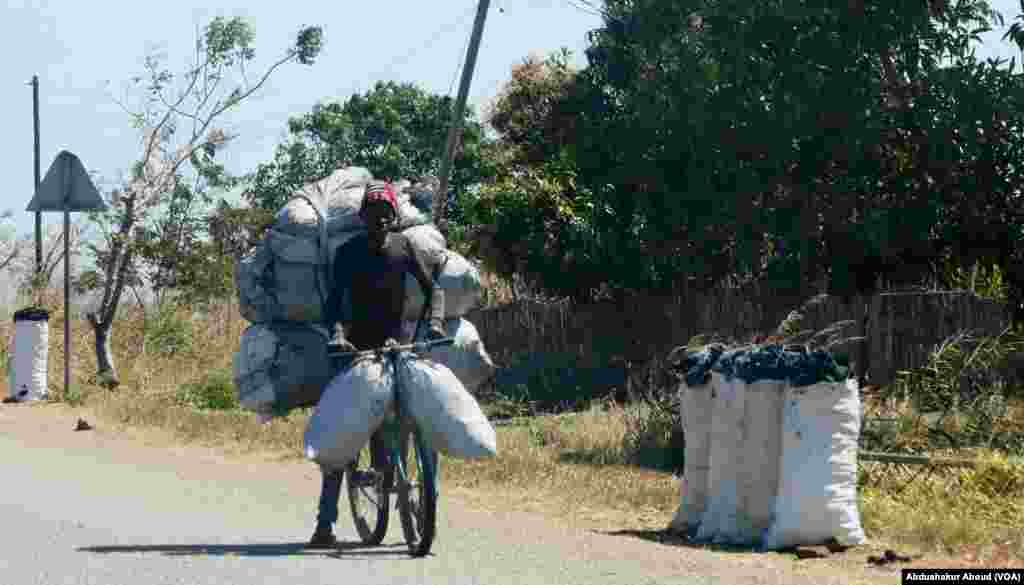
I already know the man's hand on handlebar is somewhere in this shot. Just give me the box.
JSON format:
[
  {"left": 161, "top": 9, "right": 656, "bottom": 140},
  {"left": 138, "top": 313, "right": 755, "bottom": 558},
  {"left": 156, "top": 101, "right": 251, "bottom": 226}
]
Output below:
[
  {"left": 328, "top": 336, "right": 456, "bottom": 358},
  {"left": 425, "top": 320, "right": 447, "bottom": 342},
  {"left": 328, "top": 337, "right": 357, "bottom": 353}
]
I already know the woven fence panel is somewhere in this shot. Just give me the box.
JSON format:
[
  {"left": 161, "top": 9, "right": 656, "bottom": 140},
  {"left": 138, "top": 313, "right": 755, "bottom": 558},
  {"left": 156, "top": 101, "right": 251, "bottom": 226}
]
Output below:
[{"left": 470, "top": 287, "right": 1010, "bottom": 389}]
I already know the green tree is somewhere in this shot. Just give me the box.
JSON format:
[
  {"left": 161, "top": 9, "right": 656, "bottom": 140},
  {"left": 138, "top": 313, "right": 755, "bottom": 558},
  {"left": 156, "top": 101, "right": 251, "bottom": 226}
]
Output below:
[
  {"left": 82, "top": 17, "right": 322, "bottom": 388},
  {"left": 246, "top": 81, "right": 488, "bottom": 229},
  {"left": 567, "top": 0, "right": 1024, "bottom": 313},
  {"left": 488, "top": 49, "right": 579, "bottom": 167},
  {"left": 459, "top": 50, "right": 604, "bottom": 300}
]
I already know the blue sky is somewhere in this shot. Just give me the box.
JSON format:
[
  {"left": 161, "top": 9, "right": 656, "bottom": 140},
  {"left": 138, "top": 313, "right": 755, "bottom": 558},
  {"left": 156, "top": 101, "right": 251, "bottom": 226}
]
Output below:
[{"left": 2, "top": 0, "right": 1023, "bottom": 239}]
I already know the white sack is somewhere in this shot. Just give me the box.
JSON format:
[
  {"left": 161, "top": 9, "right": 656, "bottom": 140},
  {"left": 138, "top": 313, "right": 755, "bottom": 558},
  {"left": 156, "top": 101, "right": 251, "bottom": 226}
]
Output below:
[
  {"left": 235, "top": 242, "right": 278, "bottom": 324},
  {"left": 275, "top": 167, "right": 373, "bottom": 239},
  {"left": 669, "top": 379, "right": 714, "bottom": 537},
  {"left": 761, "top": 378, "right": 866, "bottom": 550},
  {"left": 9, "top": 313, "right": 49, "bottom": 402},
  {"left": 274, "top": 168, "right": 431, "bottom": 240},
  {"left": 304, "top": 358, "right": 396, "bottom": 470},
  {"left": 403, "top": 251, "right": 482, "bottom": 320},
  {"left": 670, "top": 375, "right": 797, "bottom": 546},
  {"left": 739, "top": 380, "right": 786, "bottom": 540},
  {"left": 405, "top": 178, "right": 437, "bottom": 216},
  {"left": 265, "top": 229, "right": 328, "bottom": 323},
  {"left": 402, "top": 223, "right": 446, "bottom": 254},
  {"left": 400, "top": 318, "right": 496, "bottom": 392},
  {"left": 235, "top": 229, "right": 334, "bottom": 324},
  {"left": 695, "top": 376, "right": 746, "bottom": 544},
  {"left": 233, "top": 322, "right": 331, "bottom": 415},
  {"left": 396, "top": 356, "right": 497, "bottom": 459}
]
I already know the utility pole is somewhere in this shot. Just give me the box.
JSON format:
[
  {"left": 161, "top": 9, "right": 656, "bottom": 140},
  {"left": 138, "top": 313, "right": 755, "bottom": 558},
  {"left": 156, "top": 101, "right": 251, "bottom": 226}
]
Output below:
[
  {"left": 30, "top": 75, "right": 42, "bottom": 277},
  {"left": 435, "top": 0, "right": 491, "bottom": 236}
]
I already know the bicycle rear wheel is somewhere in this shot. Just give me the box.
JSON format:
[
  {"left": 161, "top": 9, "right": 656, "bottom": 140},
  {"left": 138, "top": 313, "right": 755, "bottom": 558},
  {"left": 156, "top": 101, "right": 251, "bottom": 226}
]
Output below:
[
  {"left": 396, "top": 424, "right": 438, "bottom": 557},
  {"left": 346, "top": 441, "right": 392, "bottom": 546}
]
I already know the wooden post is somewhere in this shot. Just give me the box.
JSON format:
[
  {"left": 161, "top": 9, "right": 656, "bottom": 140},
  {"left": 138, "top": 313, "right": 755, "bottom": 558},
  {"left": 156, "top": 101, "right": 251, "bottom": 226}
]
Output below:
[{"left": 435, "top": 0, "right": 491, "bottom": 235}]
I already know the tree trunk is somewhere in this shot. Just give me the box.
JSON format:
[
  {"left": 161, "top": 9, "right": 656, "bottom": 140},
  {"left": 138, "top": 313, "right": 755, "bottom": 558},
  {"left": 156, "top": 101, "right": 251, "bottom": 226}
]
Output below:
[
  {"left": 88, "top": 242, "right": 134, "bottom": 389},
  {"left": 87, "top": 193, "right": 138, "bottom": 390},
  {"left": 87, "top": 314, "right": 118, "bottom": 388}
]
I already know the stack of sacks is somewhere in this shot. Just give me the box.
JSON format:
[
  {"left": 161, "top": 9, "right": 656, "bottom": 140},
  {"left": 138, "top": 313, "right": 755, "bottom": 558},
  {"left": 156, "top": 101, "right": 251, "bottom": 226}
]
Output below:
[
  {"left": 235, "top": 167, "right": 431, "bottom": 325},
  {"left": 668, "top": 343, "right": 865, "bottom": 551},
  {"left": 232, "top": 167, "right": 494, "bottom": 418},
  {"left": 399, "top": 223, "right": 496, "bottom": 392}
]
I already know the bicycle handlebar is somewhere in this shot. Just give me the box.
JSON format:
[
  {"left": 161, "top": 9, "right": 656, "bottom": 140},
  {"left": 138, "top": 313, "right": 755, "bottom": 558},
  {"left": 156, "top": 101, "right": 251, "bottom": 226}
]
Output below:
[{"left": 327, "top": 336, "right": 456, "bottom": 360}]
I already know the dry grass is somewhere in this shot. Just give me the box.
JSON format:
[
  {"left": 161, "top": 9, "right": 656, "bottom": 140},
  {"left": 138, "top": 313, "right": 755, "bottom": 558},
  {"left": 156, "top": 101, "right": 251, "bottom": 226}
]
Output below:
[
  {"left": 440, "top": 406, "right": 678, "bottom": 525},
  {"left": 2, "top": 288, "right": 1023, "bottom": 562},
  {"left": 859, "top": 450, "right": 1024, "bottom": 563}
]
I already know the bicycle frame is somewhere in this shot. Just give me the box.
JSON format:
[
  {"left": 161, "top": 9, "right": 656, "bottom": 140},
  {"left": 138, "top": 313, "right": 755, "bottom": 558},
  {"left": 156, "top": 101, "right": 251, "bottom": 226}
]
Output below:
[{"left": 327, "top": 336, "right": 454, "bottom": 556}]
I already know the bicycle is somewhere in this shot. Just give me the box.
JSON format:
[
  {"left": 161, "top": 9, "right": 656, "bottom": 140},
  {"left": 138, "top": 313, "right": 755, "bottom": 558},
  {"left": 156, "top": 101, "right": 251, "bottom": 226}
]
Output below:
[{"left": 326, "top": 336, "right": 455, "bottom": 558}]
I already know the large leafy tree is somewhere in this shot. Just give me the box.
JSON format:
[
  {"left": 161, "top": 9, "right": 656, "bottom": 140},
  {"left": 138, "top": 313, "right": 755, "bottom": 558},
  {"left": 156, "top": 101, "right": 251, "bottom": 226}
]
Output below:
[
  {"left": 246, "top": 81, "right": 489, "bottom": 228},
  {"left": 567, "top": 0, "right": 1024, "bottom": 316}
]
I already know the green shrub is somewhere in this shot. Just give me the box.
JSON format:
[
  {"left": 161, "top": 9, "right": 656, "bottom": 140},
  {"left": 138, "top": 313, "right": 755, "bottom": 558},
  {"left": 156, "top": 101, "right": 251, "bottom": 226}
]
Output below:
[
  {"left": 871, "top": 327, "right": 1024, "bottom": 454},
  {"left": 176, "top": 369, "right": 238, "bottom": 411},
  {"left": 145, "top": 305, "right": 194, "bottom": 356},
  {"left": 620, "top": 358, "right": 685, "bottom": 473}
]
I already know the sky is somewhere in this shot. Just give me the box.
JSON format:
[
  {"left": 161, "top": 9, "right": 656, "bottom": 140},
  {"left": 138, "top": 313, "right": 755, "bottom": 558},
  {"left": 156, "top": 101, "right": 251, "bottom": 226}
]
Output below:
[{"left": 1, "top": 0, "right": 1023, "bottom": 242}]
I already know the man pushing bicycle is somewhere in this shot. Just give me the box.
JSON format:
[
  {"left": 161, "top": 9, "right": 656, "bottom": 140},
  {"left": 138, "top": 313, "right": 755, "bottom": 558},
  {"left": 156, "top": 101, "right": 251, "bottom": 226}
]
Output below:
[{"left": 309, "top": 180, "right": 447, "bottom": 548}]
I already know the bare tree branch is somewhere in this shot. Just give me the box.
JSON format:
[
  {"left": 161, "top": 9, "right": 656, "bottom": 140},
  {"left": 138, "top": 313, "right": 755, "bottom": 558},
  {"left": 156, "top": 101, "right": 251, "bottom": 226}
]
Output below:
[{"left": 0, "top": 245, "right": 20, "bottom": 272}]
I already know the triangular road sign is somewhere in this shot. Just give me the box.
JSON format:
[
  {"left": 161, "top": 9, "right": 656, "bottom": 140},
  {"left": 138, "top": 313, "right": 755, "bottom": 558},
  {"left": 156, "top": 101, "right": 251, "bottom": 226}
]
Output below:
[{"left": 26, "top": 150, "right": 108, "bottom": 212}]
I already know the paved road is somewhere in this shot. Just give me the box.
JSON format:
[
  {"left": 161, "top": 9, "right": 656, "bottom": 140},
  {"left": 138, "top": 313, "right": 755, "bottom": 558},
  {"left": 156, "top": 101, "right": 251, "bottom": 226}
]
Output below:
[{"left": 0, "top": 405, "right": 886, "bottom": 585}]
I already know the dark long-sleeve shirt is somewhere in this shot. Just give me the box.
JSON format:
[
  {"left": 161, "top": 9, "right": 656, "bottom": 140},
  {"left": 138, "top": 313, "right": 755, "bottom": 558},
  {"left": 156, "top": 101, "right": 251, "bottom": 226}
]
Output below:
[{"left": 324, "top": 232, "right": 445, "bottom": 350}]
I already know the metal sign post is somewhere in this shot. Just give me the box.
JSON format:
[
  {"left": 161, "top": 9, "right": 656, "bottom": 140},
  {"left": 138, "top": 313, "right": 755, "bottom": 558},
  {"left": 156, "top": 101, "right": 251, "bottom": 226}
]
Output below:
[
  {"left": 27, "top": 75, "right": 43, "bottom": 278},
  {"left": 27, "top": 150, "right": 107, "bottom": 397}
]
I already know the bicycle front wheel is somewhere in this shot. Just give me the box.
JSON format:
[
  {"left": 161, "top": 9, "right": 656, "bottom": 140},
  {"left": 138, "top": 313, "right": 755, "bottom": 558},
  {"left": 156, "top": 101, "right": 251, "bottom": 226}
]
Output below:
[
  {"left": 396, "top": 424, "right": 438, "bottom": 557},
  {"left": 346, "top": 440, "right": 392, "bottom": 546}
]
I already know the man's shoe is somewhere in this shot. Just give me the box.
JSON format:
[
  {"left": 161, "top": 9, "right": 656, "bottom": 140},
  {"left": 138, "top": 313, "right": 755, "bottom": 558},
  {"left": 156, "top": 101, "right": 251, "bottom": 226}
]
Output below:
[{"left": 307, "top": 526, "right": 338, "bottom": 549}]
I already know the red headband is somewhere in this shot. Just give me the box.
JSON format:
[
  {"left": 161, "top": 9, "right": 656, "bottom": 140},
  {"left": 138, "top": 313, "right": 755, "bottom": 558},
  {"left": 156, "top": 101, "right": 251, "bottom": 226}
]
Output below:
[{"left": 361, "top": 182, "right": 399, "bottom": 215}]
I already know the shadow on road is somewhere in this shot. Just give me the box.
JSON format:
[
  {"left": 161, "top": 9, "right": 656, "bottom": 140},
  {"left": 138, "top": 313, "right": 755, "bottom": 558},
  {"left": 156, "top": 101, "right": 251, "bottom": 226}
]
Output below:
[
  {"left": 596, "top": 529, "right": 757, "bottom": 555},
  {"left": 77, "top": 541, "right": 411, "bottom": 559}
]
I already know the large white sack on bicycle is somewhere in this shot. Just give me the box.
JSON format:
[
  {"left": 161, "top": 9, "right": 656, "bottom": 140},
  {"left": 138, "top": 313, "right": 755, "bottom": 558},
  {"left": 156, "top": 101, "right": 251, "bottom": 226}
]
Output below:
[
  {"left": 402, "top": 249, "right": 483, "bottom": 321},
  {"left": 234, "top": 322, "right": 332, "bottom": 415},
  {"left": 401, "top": 318, "right": 496, "bottom": 393},
  {"left": 274, "top": 167, "right": 430, "bottom": 240},
  {"left": 396, "top": 356, "right": 497, "bottom": 459},
  {"left": 304, "top": 358, "right": 396, "bottom": 470}
]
